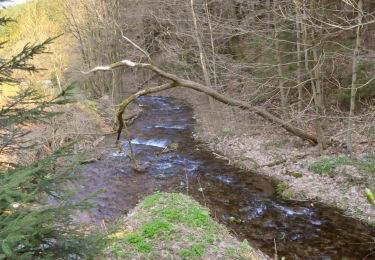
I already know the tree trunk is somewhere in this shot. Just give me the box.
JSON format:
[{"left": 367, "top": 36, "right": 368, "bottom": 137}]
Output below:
[
  {"left": 190, "top": 0, "right": 215, "bottom": 110},
  {"left": 347, "top": 0, "right": 363, "bottom": 153},
  {"left": 294, "top": 0, "right": 303, "bottom": 114},
  {"left": 273, "top": 0, "right": 287, "bottom": 112}
]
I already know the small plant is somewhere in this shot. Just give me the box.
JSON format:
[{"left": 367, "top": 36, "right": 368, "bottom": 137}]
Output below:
[
  {"left": 309, "top": 156, "right": 352, "bottom": 175},
  {"left": 282, "top": 191, "right": 295, "bottom": 200},
  {"left": 180, "top": 243, "right": 206, "bottom": 259},
  {"left": 276, "top": 182, "right": 295, "bottom": 200},
  {"left": 365, "top": 188, "right": 375, "bottom": 204},
  {"left": 276, "top": 182, "right": 289, "bottom": 194}
]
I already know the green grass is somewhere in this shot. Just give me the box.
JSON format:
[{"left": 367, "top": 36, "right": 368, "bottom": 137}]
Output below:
[
  {"left": 309, "top": 155, "right": 375, "bottom": 175},
  {"left": 309, "top": 156, "right": 352, "bottom": 175},
  {"left": 126, "top": 233, "right": 153, "bottom": 253},
  {"left": 180, "top": 243, "right": 206, "bottom": 259},
  {"left": 104, "top": 193, "right": 262, "bottom": 259},
  {"left": 357, "top": 155, "right": 375, "bottom": 174}
]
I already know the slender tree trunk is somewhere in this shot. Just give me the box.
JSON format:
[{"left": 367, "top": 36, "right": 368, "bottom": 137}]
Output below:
[
  {"left": 204, "top": 0, "right": 217, "bottom": 88},
  {"left": 190, "top": 0, "right": 215, "bottom": 110},
  {"left": 347, "top": 0, "right": 363, "bottom": 153},
  {"left": 311, "top": 36, "right": 325, "bottom": 153},
  {"left": 301, "top": 0, "right": 325, "bottom": 153},
  {"left": 273, "top": 0, "right": 287, "bottom": 112},
  {"left": 294, "top": 0, "right": 303, "bottom": 114}
]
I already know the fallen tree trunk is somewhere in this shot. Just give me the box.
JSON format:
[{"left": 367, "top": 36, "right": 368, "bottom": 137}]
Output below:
[{"left": 83, "top": 60, "right": 318, "bottom": 144}]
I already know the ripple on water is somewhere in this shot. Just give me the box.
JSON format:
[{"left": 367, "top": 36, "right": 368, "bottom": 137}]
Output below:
[
  {"left": 153, "top": 124, "right": 187, "bottom": 130},
  {"left": 167, "top": 156, "right": 201, "bottom": 172},
  {"left": 138, "top": 96, "right": 181, "bottom": 110},
  {"left": 131, "top": 138, "right": 169, "bottom": 148},
  {"left": 215, "top": 175, "right": 235, "bottom": 185},
  {"left": 240, "top": 201, "right": 268, "bottom": 219},
  {"left": 111, "top": 151, "right": 128, "bottom": 157},
  {"left": 155, "top": 162, "right": 173, "bottom": 170}
]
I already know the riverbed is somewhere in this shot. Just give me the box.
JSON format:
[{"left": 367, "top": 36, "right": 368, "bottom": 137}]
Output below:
[{"left": 77, "top": 96, "right": 375, "bottom": 259}]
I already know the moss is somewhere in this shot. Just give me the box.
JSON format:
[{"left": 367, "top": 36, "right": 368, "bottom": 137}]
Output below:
[{"left": 276, "top": 182, "right": 289, "bottom": 194}]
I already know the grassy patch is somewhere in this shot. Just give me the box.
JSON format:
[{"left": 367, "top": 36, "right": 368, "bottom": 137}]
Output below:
[
  {"left": 357, "top": 155, "right": 375, "bottom": 174},
  {"left": 309, "top": 156, "right": 352, "bottom": 175},
  {"left": 103, "top": 193, "right": 263, "bottom": 259},
  {"left": 309, "top": 155, "right": 375, "bottom": 175},
  {"left": 180, "top": 243, "right": 206, "bottom": 259}
]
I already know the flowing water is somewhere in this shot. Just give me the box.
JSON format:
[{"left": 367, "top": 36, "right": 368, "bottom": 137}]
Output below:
[{"left": 78, "top": 96, "right": 375, "bottom": 259}]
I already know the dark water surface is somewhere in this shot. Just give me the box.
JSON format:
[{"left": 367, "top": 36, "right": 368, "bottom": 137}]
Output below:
[{"left": 78, "top": 96, "right": 375, "bottom": 259}]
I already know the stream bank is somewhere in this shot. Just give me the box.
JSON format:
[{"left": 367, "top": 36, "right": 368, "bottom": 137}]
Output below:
[
  {"left": 78, "top": 96, "right": 375, "bottom": 259},
  {"left": 193, "top": 100, "right": 375, "bottom": 225}
]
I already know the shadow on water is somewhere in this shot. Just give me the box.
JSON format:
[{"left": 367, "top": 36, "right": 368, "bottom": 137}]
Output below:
[{"left": 77, "top": 96, "right": 375, "bottom": 259}]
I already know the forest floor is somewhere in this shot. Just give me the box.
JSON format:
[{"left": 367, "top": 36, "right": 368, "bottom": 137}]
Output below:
[{"left": 193, "top": 100, "right": 375, "bottom": 225}]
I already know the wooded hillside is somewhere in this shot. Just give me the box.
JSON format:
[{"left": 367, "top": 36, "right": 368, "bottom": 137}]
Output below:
[{"left": 68, "top": 0, "right": 375, "bottom": 154}]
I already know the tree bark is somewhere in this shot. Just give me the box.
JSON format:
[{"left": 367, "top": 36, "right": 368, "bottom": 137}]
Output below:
[
  {"left": 294, "top": 0, "right": 303, "bottom": 114},
  {"left": 273, "top": 1, "right": 287, "bottom": 111},
  {"left": 347, "top": 0, "right": 363, "bottom": 153},
  {"left": 190, "top": 0, "right": 215, "bottom": 110}
]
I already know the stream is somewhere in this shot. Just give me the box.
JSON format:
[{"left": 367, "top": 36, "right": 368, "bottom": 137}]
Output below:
[{"left": 78, "top": 96, "right": 375, "bottom": 259}]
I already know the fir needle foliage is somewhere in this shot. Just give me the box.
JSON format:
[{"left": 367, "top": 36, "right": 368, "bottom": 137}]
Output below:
[{"left": 0, "top": 1, "right": 101, "bottom": 258}]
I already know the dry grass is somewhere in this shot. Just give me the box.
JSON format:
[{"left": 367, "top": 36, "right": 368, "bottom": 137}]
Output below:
[{"left": 14, "top": 99, "right": 113, "bottom": 166}]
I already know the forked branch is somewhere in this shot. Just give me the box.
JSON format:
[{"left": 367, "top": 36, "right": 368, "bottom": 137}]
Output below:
[{"left": 83, "top": 60, "right": 318, "bottom": 144}]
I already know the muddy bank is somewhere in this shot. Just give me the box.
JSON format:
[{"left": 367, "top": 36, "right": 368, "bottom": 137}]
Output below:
[{"left": 78, "top": 96, "right": 375, "bottom": 259}]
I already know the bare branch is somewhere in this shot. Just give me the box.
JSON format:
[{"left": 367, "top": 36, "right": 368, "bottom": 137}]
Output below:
[{"left": 82, "top": 59, "right": 318, "bottom": 144}]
